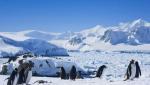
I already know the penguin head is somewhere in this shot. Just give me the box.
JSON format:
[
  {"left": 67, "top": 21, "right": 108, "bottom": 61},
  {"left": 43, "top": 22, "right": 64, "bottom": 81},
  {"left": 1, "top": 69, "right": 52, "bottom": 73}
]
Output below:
[
  {"left": 130, "top": 59, "right": 135, "bottom": 64},
  {"left": 29, "top": 61, "right": 34, "bottom": 67},
  {"left": 18, "top": 59, "right": 24, "bottom": 65},
  {"left": 14, "top": 68, "right": 18, "bottom": 71},
  {"left": 101, "top": 65, "right": 107, "bottom": 69},
  {"left": 135, "top": 61, "right": 139, "bottom": 66}
]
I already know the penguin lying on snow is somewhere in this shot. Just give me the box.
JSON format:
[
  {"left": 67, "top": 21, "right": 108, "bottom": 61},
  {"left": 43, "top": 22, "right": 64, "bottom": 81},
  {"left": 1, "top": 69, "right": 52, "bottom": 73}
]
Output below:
[
  {"left": 7, "top": 68, "right": 19, "bottom": 85},
  {"left": 33, "top": 80, "right": 52, "bottom": 84},
  {"left": 3, "top": 57, "right": 18, "bottom": 64},
  {"left": 96, "top": 65, "right": 107, "bottom": 78},
  {"left": 76, "top": 71, "right": 84, "bottom": 79}
]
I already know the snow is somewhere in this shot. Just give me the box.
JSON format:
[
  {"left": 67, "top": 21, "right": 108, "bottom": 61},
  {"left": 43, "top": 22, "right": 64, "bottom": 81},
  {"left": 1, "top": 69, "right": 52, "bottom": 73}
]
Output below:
[
  {"left": 0, "top": 36, "right": 69, "bottom": 57},
  {"left": 0, "top": 52, "right": 150, "bottom": 85},
  {"left": 0, "top": 38, "right": 23, "bottom": 57},
  {"left": 80, "top": 25, "right": 107, "bottom": 37},
  {"left": 1, "top": 19, "right": 150, "bottom": 52},
  {"left": 1, "top": 55, "right": 83, "bottom": 76},
  {"left": 0, "top": 31, "right": 30, "bottom": 41},
  {"left": 1, "top": 75, "right": 150, "bottom": 85}
]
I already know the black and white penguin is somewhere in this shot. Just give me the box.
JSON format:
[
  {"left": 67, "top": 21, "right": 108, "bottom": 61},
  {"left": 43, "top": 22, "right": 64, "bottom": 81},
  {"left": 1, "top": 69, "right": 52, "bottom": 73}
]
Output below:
[
  {"left": 24, "top": 61, "right": 34, "bottom": 85},
  {"left": 69, "top": 65, "right": 77, "bottom": 80},
  {"left": 24, "top": 66, "right": 32, "bottom": 84},
  {"left": 130, "top": 61, "right": 136, "bottom": 80},
  {"left": 60, "top": 67, "right": 67, "bottom": 79},
  {"left": 17, "top": 68, "right": 25, "bottom": 84},
  {"left": 95, "top": 65, "right": 107, "bottom": 78},
  {"left": 135, "top": 61, "right": 141, "bottom": 78},
  {"left": 7, "top": 68, "right": 19, "bottom": 85},
  {"left": 124, "top": 59, "right": 135, "bottom": 81},
  {"left": 17, "top": 60, "right": 33, "bottom": 84}
]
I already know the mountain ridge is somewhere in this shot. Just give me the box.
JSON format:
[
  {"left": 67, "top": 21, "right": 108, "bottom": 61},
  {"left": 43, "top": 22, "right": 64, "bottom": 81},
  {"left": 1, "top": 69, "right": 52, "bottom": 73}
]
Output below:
[{"left": 0, "top": 19, "right": 150, "bottom": 52}]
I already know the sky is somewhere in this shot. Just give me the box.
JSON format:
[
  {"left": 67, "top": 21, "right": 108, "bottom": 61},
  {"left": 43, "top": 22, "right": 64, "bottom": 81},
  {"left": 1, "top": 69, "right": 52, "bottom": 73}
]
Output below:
[{"left": 0, "top": 0, "right": 150, "bottom": 32}]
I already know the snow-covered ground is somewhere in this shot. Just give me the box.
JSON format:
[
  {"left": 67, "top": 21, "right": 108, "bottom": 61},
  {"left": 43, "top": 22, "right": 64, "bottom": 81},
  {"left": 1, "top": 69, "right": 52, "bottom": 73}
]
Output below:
[
  {"left": 0, "top": 51, "right": 150, "bottom": 85},
  {"left": 1, "top": 75, "right": 150, "bottom": 85}
]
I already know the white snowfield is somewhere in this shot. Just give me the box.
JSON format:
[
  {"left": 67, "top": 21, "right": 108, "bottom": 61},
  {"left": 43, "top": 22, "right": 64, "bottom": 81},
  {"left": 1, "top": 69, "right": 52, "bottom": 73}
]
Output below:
[
  {"left": 0, "top": 75, "right": 150, "bottom": 85},
  {"left": 0, "top": 52, "right": 150, "bottom": 85}
]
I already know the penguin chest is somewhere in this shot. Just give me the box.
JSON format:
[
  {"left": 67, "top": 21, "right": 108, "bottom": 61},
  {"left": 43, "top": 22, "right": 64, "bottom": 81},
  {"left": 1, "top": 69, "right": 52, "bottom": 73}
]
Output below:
[
  {"left": 130, "top": 64, "right": 136, "bottom": 79},
  {"left": 13, "top": 74, "right": 19, "bottom": 85},
  {"left": 26, "top": 71, "right": 32, "bottom": 84}
]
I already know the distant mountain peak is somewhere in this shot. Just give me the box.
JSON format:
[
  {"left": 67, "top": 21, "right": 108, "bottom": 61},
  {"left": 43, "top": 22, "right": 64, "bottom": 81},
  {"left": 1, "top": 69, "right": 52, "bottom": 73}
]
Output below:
[{"left": 130, "top": 18, "right": 146, "bottom": 28}]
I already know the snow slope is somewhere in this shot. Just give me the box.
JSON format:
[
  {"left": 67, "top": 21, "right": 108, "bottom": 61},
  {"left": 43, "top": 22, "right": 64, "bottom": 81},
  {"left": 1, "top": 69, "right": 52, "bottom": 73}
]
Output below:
[
  {"left": 1, "top": 19, "right": 150, "bottom": 52},
  {"left": 0, "top": 36, "right": 68, "bottom": 57}
]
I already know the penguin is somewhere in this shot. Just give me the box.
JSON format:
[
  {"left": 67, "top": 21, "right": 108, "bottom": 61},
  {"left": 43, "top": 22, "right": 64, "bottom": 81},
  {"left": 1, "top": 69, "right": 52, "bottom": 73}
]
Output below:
[
  {"left": 76, "top": 71, "right": 84, "bottom": 79},
  {"left": 7, "top": 68, "right": 19, "bottom": 85},
  {"left": 17, "top": 60, "right": 34, "bottom": 84},
  {"left": 95, "top": 65, "right": 107, "bottom": 78},
  {"left": 24, "top": 67, "right": 32, "bottom": 85},
  {"left": 130, "top": 62, "right": 136, "bottom": 80},
  {"left": 4, "top": 57, "right": 18, "bottom": 64},
  {"left": 60, "top": 67, "right": 67, "bottom": 79},
  {"left": 135, "top": 61, "right": 141, "bottom": 78},
  {"left": 69, "top": 65, "right": 77, "bottom": 80},
  {"left": 124, "top": 59, "right": 135, "bottom": 81},
  {"left": 17, "top": 68, "right": 25, "bottom": 84},
  {"left": 24, "top": 61, "right": 34, "bottom": 85}
]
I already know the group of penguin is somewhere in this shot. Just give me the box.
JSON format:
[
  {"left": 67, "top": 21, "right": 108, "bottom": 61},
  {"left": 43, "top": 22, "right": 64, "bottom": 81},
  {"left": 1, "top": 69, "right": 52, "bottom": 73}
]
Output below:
[
  {"left": 60, "top": 65, "right": 81, "bottom": 80},
  {"left": 7, "top": 60, "right": 33, "bottom": 85},
  {"left": 124, "top": 59, "right": 141, "bottom": 81},
  {"left": 60, "top": 60, "right": 141, "bottom": 81},
  {"left": 60, "top": 65, "right": 107, "bottom": 80},
  {"left": 7, "top": 59, "right": 141, "bottom": 85}
]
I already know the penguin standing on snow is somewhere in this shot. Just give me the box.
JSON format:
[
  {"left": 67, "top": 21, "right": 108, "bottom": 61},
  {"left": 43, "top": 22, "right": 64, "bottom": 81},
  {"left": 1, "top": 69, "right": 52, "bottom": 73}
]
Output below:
[
  {"left": 7, "top": 68, "right": 19, "bottom": 85},
  {"left": 130, "top": 61, "right": 136, "bottom": 80},
  {"left": 124, "top": 59, "right": 136, "bottom": 81},
  {"left": 69, "top": 65, "right": 77, "bottom": 80},
  {"left": 17, "top": 60, "right": 33, "bottom": 84},
  {"left": 60, "top": 67, "right": 67, "bottom": 79},
  {"left": 96, "top": 65, "right": 107, "bottom": 78},
  {"left": 24, "top": 61, "right": 34, "bottom": 85},
  {"left": 135, "top": 61, "right": 141, "bottom": 78},
  {"left": 17, "top": 60, "right": 25, "bottom": 84}
]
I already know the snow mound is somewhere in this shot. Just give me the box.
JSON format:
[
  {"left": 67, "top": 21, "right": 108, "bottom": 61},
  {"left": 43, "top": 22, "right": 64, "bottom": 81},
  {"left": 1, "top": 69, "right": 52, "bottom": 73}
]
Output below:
[{"left": 1, "top": 56, "right": 84, "bottom": 76}]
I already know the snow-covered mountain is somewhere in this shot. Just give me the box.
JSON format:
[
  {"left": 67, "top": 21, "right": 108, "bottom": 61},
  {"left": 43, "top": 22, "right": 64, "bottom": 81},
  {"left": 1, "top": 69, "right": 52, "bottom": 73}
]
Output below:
[
  {"left": 0, "top": 19, "right": 150, "bottom": 53},
  {"left": 0, "top": 35, "right": 68, "bottom": 57},
  {"left": 101, "top": 19, "right": 150, "bottom": 45}
]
